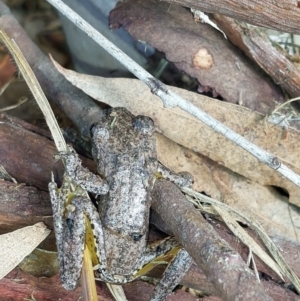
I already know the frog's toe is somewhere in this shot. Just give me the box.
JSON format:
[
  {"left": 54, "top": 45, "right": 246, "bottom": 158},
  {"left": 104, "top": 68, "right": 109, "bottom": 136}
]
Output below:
[{"left": 176, "top": 171, "right": 194, "bottom": 188}]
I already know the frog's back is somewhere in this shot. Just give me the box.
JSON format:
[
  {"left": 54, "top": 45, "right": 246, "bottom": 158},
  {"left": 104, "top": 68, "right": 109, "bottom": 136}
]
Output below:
[{"left": 91, "top": 108, "right": 157, "bottom": 274}]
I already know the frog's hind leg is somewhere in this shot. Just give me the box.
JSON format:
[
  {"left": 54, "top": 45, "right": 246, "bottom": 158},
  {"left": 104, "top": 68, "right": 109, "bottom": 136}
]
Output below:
[
  {"left": 150, "top": 248, "right": 192, "bottom": 301},
  {"left": 137, "top": 237, "right": 179, "bottom": 270},
  {"left": 60, "top": 197, "right": 106, "bottom": 290},
  {"left": 135, "top": 238, "right": 193, "bottom": 301}
]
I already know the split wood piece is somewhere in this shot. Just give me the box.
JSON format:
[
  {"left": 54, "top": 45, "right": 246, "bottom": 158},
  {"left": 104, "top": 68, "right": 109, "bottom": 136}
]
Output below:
[
  {"left": 1, "top": 268, "right": 114, "bottom": 301},
  {"left": 0, "top": 180, "right": 55, "bottom": 251},
  {"left": 161, "top": 0, "right": 300, "bottom": 34},
  {"left": 1, "top": 267, "right": 201, "bottom": 301},
  {"left": 0, "top": 113, "right": 96, "bottom": 192}
]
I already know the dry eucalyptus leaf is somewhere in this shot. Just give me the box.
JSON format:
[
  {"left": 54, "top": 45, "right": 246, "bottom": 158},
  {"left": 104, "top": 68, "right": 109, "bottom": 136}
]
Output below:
[
  {"left": 0, "top": 222, "right": 50, "bottom": 279},
  {"left": 212, "top": 205, "right": 283, "bottom": 279},
  {"left": 184, "top": 188, "right": 300, "bottom": 292},
  {"left": 52, "top": 62, "right": 300, "bottom": 207},
  {"left": 19, "top": 248, "right": 59, "bottom": 277},
  {"left": 157, "top": 134, "right": 300, "bottom": 241}
]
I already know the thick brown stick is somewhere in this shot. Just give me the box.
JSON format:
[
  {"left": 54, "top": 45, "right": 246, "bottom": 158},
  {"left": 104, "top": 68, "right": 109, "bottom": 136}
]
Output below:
[
  {"left": 212, "top": 14, "right": 300, "bottom": 101},
  {"left": 152, "top": 179, "right": 275, "bottom": 301},
  {"left": 0, "top": 114, "right": 97, "bottom": 191},
  {"left": 161, "top": 0, "right": 300, "bottom": 34}
]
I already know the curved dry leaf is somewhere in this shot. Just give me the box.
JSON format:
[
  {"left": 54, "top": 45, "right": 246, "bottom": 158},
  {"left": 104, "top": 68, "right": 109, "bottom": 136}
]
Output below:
[
  {"left": 0, "top": 223, "right": 51, "bottom": 279},
  {"left": 106, "top": 283, "right": 128, "bottom": 301},
  {"left": 52, "top": 62, "right": 300, "bottom": 207},
  {"left": 156, "top": 134, "right": 300, "bottom": 241}
]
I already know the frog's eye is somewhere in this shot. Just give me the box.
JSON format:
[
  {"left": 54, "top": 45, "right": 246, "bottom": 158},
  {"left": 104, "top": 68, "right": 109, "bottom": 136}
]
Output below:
[
  {"left": 90, "top": 123, "right": 103, "bottom": 135},
  {"left": 66, "top": 218, "right": 74, "bottom": 233},
  {"left": 90, "top": 123, "right": 99, "bottom": 136},
  {"left": 132, "top": 116, "right": 155, "bottom": 135},
  {"left": 130, "top": 233, "right": 143, "bottom": 242}
]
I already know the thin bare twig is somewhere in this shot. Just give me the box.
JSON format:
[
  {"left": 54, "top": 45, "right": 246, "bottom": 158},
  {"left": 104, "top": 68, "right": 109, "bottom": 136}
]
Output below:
[{"left": 46, "top": 0, "right": 300, "bottom": 189}]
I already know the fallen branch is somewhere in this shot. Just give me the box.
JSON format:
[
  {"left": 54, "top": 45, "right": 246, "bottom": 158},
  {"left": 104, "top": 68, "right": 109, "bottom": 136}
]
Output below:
[
  {"left": 151, "top": 179, "right": 275, "bottom": 301},
  {"left": 0, "top": 29, "right": 66, "bottom": 152}
]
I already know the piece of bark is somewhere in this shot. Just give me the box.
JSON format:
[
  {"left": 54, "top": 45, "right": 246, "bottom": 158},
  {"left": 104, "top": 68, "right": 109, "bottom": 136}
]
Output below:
[
  {"left": 160, "top": 0, "right": 300, "bottom": 34},
  {"left": 123, "top": 281, "right": 199, "bottom": 301},
  {"left": 0, "top": 113, "right": 97, "bottom": 192},
  {"left": 1, "top": 267, "right": 199, "bottom": 301},
  {"left": 211, "top": 14, "right": 300, "bottom": 103},
  {"left": 1, "top": 268, "right": 114, "bottom": 301},
  {"left": 0, "top": 180, "right": 55, "bottom": 251},
  {"left": 151, "top": 179, "right": 294, "bottom": 301},
  {"left": 110, "top": 0, "right": 285, "bottom": 114},
  {"left": 0, "top": 1, "right": 104, "bottom": 137}
]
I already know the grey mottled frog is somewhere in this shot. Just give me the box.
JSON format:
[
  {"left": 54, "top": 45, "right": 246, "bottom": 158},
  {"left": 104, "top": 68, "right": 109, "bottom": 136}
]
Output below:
[{"left": 49, "top": 107, "right": 193, "bottom": 301}]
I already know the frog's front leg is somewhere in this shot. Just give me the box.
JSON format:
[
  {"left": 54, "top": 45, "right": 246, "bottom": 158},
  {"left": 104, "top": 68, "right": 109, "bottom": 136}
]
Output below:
[
  {"left": 157, "top": 163, "right": 194, "bottom": 188},
  {"left": 60, "top": 146, "right": 109, "bottom": 195}
]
